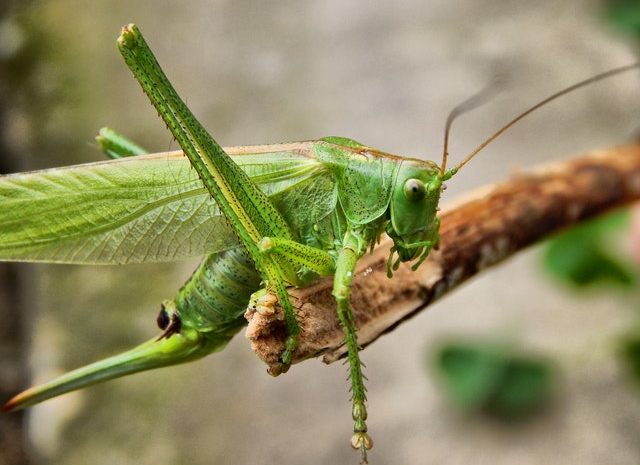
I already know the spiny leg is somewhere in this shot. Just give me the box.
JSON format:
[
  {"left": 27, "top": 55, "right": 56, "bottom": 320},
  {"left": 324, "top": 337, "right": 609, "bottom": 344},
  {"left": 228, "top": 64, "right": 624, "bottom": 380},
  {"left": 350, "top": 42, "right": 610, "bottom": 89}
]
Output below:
[
  {"left": 264, "top": 262, "right": 300, "bottom": 370},
  {"left": 117, "top": 24, "right": 302, "bottom": 370},
  {"left": 333, "top": 231, "right": 373, "bottom": 464}
]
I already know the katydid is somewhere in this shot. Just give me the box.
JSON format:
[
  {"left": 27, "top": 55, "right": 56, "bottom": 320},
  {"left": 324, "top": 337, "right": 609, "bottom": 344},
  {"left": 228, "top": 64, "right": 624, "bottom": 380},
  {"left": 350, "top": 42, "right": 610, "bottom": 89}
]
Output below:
[{"left": 1, "top": 23, "right": 638, "bottom": 464}]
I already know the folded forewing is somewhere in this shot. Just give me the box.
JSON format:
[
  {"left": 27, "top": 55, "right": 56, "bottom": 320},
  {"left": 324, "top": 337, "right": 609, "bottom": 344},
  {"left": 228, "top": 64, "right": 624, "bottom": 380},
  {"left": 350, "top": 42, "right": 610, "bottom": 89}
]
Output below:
[{"left": 0, "top": 144, "right": 332, "bottom": 265}]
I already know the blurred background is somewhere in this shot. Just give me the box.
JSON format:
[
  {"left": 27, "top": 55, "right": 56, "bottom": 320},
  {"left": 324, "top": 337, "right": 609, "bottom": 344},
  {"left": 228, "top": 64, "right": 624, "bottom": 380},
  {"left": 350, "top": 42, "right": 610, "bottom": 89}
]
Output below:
[{"left": 1, "top": 1, "right": 640, "bottom": 464}]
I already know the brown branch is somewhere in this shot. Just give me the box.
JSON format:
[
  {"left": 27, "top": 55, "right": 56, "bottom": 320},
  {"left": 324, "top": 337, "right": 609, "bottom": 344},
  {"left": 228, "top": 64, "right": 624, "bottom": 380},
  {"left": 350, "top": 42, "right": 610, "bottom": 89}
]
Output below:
[{"left": 245, "top": 144, "right": 640, "bottom": 370}]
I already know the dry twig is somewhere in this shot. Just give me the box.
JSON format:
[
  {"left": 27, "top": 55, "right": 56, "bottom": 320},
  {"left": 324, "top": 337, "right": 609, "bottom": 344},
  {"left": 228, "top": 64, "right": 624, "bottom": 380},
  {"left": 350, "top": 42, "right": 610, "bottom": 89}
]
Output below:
[{"left": 246, "top": 144, "right": 640, "bottom": 369}]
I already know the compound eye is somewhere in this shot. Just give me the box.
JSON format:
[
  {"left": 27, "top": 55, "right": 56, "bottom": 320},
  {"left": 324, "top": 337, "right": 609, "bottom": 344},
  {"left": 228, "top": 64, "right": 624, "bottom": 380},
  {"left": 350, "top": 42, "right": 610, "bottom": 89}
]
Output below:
[
  {"left": 157, "top": 305, "right": 170, "bottom": 330},
  {"left": 403, "top": 178, "right": 426, "bottom": 202}
]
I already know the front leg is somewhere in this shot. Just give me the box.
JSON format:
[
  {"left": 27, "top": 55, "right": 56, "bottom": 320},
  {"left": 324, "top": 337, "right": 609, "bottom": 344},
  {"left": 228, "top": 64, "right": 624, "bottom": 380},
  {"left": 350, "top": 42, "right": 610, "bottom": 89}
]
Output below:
[{"left": 333, "top": 230, "right": 373, "bottom": 464}]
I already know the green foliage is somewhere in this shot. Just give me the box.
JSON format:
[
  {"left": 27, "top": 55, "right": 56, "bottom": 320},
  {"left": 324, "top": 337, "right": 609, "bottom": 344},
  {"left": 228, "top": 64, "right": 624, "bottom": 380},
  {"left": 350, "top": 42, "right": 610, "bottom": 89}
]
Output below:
[
  {"left": 619, "top": 332, "right": 640, "bottom": 387},
  {"left": 543, "top": 210, "right": 635, "bottom": 287},
  {"left": 432, "top": 341, "right": 555, "bottom": 420},
  {"left": 543, "top": 208, "right": 640, "bottom": 393},
  {"left": 604, "top": 0, "right": 640, "bottom": 37},
  {"left": 602, "top": 0, "right": 640, "bottom": 392}
]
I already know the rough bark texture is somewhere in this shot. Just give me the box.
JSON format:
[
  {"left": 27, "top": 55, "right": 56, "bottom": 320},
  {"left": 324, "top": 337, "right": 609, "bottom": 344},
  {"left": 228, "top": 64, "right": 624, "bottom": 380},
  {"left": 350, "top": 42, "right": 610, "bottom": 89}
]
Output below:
[{"left": 246, "top": 144, "right": 640, "bottom": 369}]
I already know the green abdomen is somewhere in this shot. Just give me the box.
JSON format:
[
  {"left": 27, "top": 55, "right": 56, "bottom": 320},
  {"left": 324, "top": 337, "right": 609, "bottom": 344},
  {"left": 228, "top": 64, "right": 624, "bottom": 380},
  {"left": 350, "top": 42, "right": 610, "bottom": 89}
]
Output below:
[{"left": 175, "top": 247, "right": 261, "bottom": 335}]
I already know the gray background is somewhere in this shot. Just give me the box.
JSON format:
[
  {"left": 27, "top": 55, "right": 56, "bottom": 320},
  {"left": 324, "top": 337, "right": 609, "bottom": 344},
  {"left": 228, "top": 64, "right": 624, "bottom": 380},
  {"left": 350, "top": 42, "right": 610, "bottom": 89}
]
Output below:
[{"left": 2, "top": 1, "right": 640, "bottom": 464}]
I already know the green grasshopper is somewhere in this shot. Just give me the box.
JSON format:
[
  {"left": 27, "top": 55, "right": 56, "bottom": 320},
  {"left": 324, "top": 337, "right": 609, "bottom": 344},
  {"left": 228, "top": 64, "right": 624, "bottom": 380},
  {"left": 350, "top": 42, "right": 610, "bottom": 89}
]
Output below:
[{"left": 1, "top": 23, "right": 638, "bottom": 463}]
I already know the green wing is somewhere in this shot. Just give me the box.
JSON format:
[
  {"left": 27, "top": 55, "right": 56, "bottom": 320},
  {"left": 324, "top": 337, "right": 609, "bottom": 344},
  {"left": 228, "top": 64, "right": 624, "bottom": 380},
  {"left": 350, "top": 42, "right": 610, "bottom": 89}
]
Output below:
[{"left": 0, "top": 142, "right": 337, "bottom": 264}]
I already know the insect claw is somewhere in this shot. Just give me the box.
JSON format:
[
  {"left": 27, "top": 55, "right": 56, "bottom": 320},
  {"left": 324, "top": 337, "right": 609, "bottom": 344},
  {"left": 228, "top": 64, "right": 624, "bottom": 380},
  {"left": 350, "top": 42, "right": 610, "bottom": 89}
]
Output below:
[
  {"left": 267, "top": 362, "right": 289, "bottom": 377},
  {"left": 350, "top": 433, "right": 373, "bottom": 463}
]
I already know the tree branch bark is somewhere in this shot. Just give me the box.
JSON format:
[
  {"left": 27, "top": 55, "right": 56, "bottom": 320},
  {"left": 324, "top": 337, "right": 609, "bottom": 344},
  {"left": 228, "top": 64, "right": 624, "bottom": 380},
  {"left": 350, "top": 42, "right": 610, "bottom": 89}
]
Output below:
[{"left": 245, "top": 144, "right": 640, "bottom": 370}]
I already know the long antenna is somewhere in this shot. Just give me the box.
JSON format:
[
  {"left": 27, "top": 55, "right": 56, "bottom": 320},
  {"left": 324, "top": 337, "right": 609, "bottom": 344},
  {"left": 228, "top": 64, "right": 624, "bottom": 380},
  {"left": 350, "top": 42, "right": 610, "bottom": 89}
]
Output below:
[
  {"left": 441, "top": 74, "right": 505, "bottom": 172},
  {"left": 451, "top": 63, "right": 640, "bottom": 174}
]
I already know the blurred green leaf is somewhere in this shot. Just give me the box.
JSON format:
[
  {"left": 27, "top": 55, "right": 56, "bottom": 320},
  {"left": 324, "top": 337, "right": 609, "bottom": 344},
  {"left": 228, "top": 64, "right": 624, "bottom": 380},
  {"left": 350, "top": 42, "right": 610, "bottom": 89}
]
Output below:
[
  {"left": 604, "top": 0, "right": 640, "bottom": 37},
  {"left": 435, "top": 344, "right": 505, "bottom": 410},
  {"left": 543, "top": 210, "right": 635, "bottom": 287},
  {"left": 487, "top": 358, "right": 554, "bottom": 419},
  {"left": 618, "top": 333, "right": 640, "bottom": 386},
  {"left": 433, "top": 341, "right": 554, "bottom": 420}
]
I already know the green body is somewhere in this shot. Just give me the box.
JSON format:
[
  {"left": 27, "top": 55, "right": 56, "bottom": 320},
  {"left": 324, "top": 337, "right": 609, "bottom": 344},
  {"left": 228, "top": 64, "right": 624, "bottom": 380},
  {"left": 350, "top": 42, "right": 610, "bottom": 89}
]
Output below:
[
  {"left": 0, "top": 138, "right": 441, "bottom": 335},
  {"left": 1, "top": 25, "right": 450, "bottom": 463}
]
